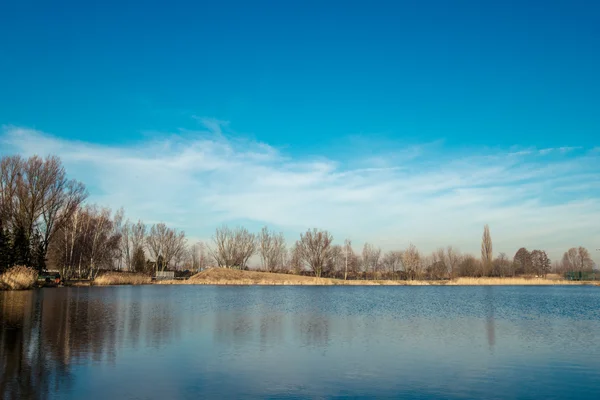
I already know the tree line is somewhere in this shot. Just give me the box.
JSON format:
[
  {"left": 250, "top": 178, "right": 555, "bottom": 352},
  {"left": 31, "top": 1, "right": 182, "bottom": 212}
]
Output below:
[{"left": 0, "top": 154, "right": 596, "bottom": 280}]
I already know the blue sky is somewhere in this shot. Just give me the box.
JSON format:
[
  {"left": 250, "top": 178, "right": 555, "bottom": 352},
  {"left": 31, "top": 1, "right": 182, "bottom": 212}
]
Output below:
[{"left": 1, "top": 0, "right": 599, "bottom": 264}]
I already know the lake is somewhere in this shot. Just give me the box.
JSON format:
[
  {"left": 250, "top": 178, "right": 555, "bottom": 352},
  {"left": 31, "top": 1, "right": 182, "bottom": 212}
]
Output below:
[{"left": 1, "top": 285, "right": 600, "bottom": 399}]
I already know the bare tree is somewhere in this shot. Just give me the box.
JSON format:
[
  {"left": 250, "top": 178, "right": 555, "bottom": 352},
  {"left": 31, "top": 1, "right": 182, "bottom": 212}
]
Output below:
[
  {"left": 445, "top": 246, "right": 461, "bottom": 279},
  {"left": 382, "top": 250, "right": 403, "bottom": 279},
  {"left": 209, "top": 226, "right": 256, "bottom": 269},
  {"left": 120, "top": 220, "right": 132, "bottom": 271},
  {"left": 296, "top": 228, "right": 333, "bottom": 278},
  {"left": 131, "top": 220, "right": 146, "bottom": 254},
  {"left": 146, "top": 223, "right": 187, "bottom": 272},
  {"left": 288, "top": 243, "right": 304, "bottom": 275},
  {"left": 258, "top": 226, "right": 286, "bottom": 272},
  {"left": 343, "top": 239, "right": 353, "bottom": 280},
  {"left": 562, "top": 247, "right": 594, "bottom": 272},
  {"left": 427, "top": 248, "right": 448, "bottom": 280},
  {"left": 121, "top": 219, "right": 146, "bottom": 272},
  {"left": 190, "top": 241, "right": 209, "bottom": 272},
  {"left": 531, "top": 250, "right": 551, "bottom": 277},
  {"left": 492, "top": 252, "right": 511, "bottom": 277},
  {"left": 327, "top": 245, "right": 344, "bottom": 278},
  {"left": 401, "top": 244, "right": 421, "bottom": 280},
  {"left": 362, "top": 242, "right": 381, "bottom": 279},
  {"left": 0, "top": 156, "right": 21, "bottom": 224},
  {"left": 481, "top": 224, "right": 493, "bottom": 276},
  {"left": 0, "top": 155, "right": 87, "bottom": 270},
  {"left": 48, "top": 205, "right": 121, "bottom": 279}
]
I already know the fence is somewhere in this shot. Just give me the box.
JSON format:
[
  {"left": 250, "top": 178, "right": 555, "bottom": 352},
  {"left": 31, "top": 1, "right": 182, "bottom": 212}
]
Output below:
[
  {"left": 564, "top": 271, "right": 599, "bottom": 281},
  {"left": 154, "top": 271, "right": 175, "bottom": 280}
]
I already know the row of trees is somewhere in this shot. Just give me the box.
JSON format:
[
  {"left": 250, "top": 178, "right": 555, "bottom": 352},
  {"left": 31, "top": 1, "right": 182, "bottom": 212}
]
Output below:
[
  {"left": 207, "top": 224, "right": 596, "bottom": 280},
  {"left": 0, "top": 155, "right": 190, "bottom": 279},
  {"left": 1, "top": 154, "right": 597, "bottom": 280}
]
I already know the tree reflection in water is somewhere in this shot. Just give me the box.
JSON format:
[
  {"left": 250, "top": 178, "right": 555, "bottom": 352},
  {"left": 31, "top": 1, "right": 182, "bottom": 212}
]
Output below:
[{"left": 0, "top": 288, "right": 182, "bottom": 400}]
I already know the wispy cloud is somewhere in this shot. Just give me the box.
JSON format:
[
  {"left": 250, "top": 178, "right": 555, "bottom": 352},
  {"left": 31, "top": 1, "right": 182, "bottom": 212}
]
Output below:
[{"left": 1, "top": 122, "right": 599, "bottom": 265}]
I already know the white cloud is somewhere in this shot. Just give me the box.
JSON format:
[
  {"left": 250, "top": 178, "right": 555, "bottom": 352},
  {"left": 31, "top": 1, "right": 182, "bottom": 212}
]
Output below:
[{"left": 1, "top": 123, "right": 599, "bottom": 266}]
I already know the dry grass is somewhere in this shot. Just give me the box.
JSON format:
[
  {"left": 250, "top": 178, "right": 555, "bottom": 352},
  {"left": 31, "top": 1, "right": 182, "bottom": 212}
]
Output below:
[
  {"left": 446, "top": 277, "right": 589, "bottom": 286},
  {"left": 0, "top": 266, "right": 38, "bottom": 290},
  {"left": 156, "top": 268, "right": 598, "bottom": 286},
  {"left": 93, "top": 272, "right": 151, "bottom": 286},
  {"left": 158, "top": 268, "right": 338, "bottom": 285},
  {"left": 66, "top": 280, "right": 92, "bottom": 287}
]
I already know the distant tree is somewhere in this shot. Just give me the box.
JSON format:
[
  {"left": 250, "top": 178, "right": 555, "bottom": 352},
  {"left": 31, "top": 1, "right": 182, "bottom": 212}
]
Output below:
[
  {"left": 132, "top": 246, "right": 147, "bottom": 274},
  {"left": 289, "top": 243, "right": 304, "bottom": 275},
  {"left": 427, "top": 260, "right": 448, "bottom": 280},
  {"left": 492, "top": 252, "right": 511, "bottom": 277},
  {"left": 327, "top": 244, "right": 344, "bottom": 278},
  {"left": 146, "top": 223, "right": 187, "bottom": 272},
  {"left": 513, "top": 248, "right": 532, "bottom": 275},
  {"left": 531, "top": 250, "right": 551, "bottom": 277},
  {"left": 430, "top": 248, "right": 448, "bottom": 279},
  {"left": 457, "top": 255, "right": 482, "bottom": 277},
  {"left": 296, "top": 228, "right": 333, "bottom": 278},
  {"left": 258, "top": 226, "right": 286, "bottom": 272},
  {"left": 562, "top": 247, "right": 594, "bottom": 272},
  {"left": 343, "top": 239, "right": 353, "bottom": 280},
  {"left": 362, "top": 242, "right": 381, "bottom": 279},
  {"left": 382, "top": 250, "right": 403, "bottom": 279},
  {"left": 209, "top": 226, "right": 256, "bottom": 269},
  {"left": 481, "top": 224, "right": 493, "bottom": 276},
  {"left": 445, "top": 246, "right": 461, "bottom": 279},
  {"left": 120, "top": 220, "right": 132, "bottom": 270},
  {"left": 156, "top": 255, "right": 165, "bottom": 271},
  {"left": 401, "top": 244, "right": 421, "bottom": 280},
  {"left": 190, "top": 241, "right": 209, "bottom": 272}
]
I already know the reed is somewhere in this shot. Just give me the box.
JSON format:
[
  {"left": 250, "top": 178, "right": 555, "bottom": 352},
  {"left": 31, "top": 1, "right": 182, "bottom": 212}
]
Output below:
[
  {"left": 0, "top": 266, "right": 38, "bottom": 290},
  {"left": 156, "top": 268, "right": 596, "bottom": 286},
  {"left": 447, "top": 277, "right": 584, "bottom": 285},
  {"left": 93, "top": 272, "right": 151, "bottom": 286}
]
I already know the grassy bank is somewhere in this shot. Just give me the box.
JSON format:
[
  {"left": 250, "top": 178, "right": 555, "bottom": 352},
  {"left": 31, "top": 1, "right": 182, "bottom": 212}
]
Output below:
[
  {"left": 93, "top": 272, "right": 151, "bottom": 286},
  {"left": 157, "top": 268, "right": 596, "bottom": 286},
  {"left": 0, "top": 266, "right": 38, "bottom": 290},
  {"left": 3, "top": 268, "right": 595, "bottom": 290}
]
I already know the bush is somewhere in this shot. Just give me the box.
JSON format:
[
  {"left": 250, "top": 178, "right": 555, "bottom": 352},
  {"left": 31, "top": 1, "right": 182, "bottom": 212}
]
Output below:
[
  {"left": 93, "top": 271, "right": 151, "bottom": 286},
  {"left": 0, "top": 266, "right": 38, "bottom": 290}
]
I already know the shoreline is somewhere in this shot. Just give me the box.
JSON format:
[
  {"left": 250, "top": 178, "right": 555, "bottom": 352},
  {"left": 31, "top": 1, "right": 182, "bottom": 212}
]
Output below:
[
  {"left": 82, "top": 269, "right": 600, "bottom": 287},
  {"left": 3, "top": 268, "right": 599, "bottom": 291}
]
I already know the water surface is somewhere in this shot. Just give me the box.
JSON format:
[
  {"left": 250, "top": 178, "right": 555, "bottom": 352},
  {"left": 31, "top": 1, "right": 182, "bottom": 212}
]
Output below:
[{"left": 1, "top": 285, "right": 599, "bottom": 399}]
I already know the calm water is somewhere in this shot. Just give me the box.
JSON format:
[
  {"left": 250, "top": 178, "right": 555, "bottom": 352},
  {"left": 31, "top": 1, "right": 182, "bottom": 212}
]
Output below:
[{"left": 1, "top": 286, "right": 600, "bottom": 399}]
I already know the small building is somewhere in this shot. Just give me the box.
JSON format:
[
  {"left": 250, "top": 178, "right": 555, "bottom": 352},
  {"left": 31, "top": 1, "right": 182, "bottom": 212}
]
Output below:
[{"left": 154, "top": 271, "right": 175, "bottom": 280}]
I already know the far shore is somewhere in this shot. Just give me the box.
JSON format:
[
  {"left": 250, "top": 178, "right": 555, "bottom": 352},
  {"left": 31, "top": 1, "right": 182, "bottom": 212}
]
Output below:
[
  {"left": 85, "top": 269, "right": 600, "bottom": 287},
  {"left": 3, "top": 268, "right": 599, "bottom": 291}
]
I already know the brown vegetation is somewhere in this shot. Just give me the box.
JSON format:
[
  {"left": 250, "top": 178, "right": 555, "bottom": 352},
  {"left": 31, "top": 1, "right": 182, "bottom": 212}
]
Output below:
[
  {"left": 160, "top": 268, "right": 336, "bottom": 285},
  {"left": 0, "top": 266, "right": 37, "bottom": 290},
  {"left": 155, "top": 268, "right": 596, "bottom": 286},
  {"left": 93, "top": 271, "right": 151, "bottom": 286}
]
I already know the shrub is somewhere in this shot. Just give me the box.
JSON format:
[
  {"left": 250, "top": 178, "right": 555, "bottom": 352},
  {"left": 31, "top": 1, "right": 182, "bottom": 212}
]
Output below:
[
  {"left": 0, "top": 266, "right": 38, "bottom": 290},
  {"left": 93, "top": 271, "right": 151, "bottom": 286}
]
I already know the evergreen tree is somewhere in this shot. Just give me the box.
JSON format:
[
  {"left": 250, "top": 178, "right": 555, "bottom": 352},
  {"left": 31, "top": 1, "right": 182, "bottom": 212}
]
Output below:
[
  {"left": 0, "top": 219, "right": 9, "bottom": 273},
  {"left": 156, "top": 254, "right": 165, "bottom": 272},
  {"left": 132, "top": 246, "right": 147, "bottom": 274},
  {"left": 11, "top": 224, "right": 31, "bottom": 267},
  {"left": 31, "top": 231, "right": 46, "bottom": 273}
]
